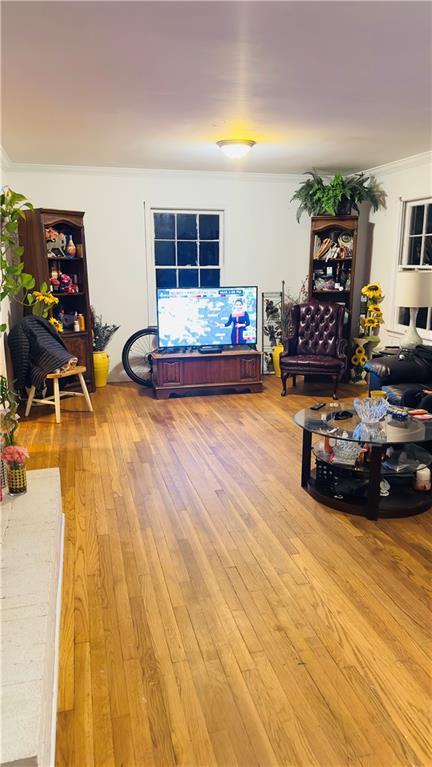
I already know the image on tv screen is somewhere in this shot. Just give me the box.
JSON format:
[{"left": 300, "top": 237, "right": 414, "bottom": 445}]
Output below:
[{"left": 157, "top": 286, "right": 257, "bottom": 348}]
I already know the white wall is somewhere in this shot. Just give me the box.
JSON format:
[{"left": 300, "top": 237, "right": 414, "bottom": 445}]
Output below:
[
  {"left": 5, "top": 152, "right": 431, "bottom": 380},
  {"left": 5, "top": 165, "right": 310, "bottom": 379},
  {"left": 368, "top": 152, "right": 432, "bottom": 346}
]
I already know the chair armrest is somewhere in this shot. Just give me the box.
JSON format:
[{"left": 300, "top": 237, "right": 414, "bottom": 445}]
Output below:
[
  {"left": 336, "top": 338, "right": 348, "bottom": 373},
  {"left": 336, "top": 338, "right": 347, "bottom": 360}
]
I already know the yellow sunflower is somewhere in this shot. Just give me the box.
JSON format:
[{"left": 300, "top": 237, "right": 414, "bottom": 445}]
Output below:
[
  {"left": 369, "top": 304, "right": 383, "bottom": 316},
  {"left": 49, "top": 317, "right": 63, "bottom": 333},
  {"left": 32, "top": 290, "right": 59, "bottom": 306},
  {"left": 351, "top": 354, "right": 360, "bottom": 365},
  {"left": 361, "top": 282, "right": 383, "bottom": 300},
  {"left": 363, "top": 316, "right": 379, "bottom": 328}
]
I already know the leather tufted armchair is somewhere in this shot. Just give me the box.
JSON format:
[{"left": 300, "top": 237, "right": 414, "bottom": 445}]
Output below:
[{"left": 280, "top": 300, "right": 347, "bottom": 398}]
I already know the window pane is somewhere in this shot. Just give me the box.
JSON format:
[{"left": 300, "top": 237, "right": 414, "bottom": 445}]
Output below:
[
  {"left": 398, "top": 307, "right": 409, "bottom": 326},
  {"left": 199, "top": 241, "right": 219, "bottom": 266},
  {"left": 178, "top": 241, "right": 197, "bottom": 266},
  {"left": 155, "top": 240, "right": 175, "bottom": 266},
  {"left": 156, "top": 268, "right": 177, "bottom": 288},
  {"left": 417, "top": 307, "right": 428, "bottom": 329},
  {"left": 423, "top": 236, "right": 432, "bottom": 266},
  {"left": 177, "top": 214, "right": 197, "bottom": 240},
  {"left": 410, "top": 205, "right": 424, "bottom": 235},
  {"left": 407, "top": 237, "right": 422, "bottom": 265},
  {"left": 178, "top": 269, "right": 198, "bottom": 288},
  {"left": 199, "top": 214, "right": 219, "bottom": 240},
  {"left": 200, "top": 269, "right": 220, "bottom": 287},
  {"left": 399, "top": 306, "right": 428, "bottom": 329},
  {"left": 154, "top": 212, "right": 175, "bottom": 239},
  {"left": 426, "top": 205, "right": 432, "bottom": 234}
]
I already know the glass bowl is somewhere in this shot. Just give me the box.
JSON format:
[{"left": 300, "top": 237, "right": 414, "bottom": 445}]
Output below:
[{"left": 353, "top": 396, "right": 389, "bottom": 424}]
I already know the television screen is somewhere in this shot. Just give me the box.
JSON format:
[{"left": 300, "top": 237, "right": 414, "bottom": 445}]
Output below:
[{"left": 157, "top": 286, "right": 258, "bottom": 348}]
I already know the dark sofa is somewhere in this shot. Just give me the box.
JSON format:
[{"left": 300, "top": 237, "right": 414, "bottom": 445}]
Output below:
[{"left": 364, "top": 346, "right": 432, "bottom": 405}]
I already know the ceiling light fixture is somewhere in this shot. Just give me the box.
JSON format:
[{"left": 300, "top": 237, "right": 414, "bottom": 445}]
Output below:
[{"left": 216, "top": 139, "right": 256, "bottom": 159}]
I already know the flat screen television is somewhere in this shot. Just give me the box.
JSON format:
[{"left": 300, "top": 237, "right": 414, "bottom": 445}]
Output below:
[{"left": 157, "top": 286, "right": 258, "bottom": 349}]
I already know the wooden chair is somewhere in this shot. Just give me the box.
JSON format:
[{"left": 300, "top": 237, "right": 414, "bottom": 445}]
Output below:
[{"left": 25, "top": 366, "right": 93, "bottom": 424}]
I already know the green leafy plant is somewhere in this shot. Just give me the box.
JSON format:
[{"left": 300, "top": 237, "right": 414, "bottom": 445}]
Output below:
[
  {"left": 291, "top": 171, "right": 387, "bottom": 222},
  {"left": 1, "top": 187, "right": 54, "bottom": 328},
  {"left": 1, "top": 187, "right": 54, "bottom": 455}
]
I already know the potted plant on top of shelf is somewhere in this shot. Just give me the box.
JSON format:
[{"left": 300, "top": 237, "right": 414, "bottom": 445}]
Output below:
[
  {"left": 291, "top": 170, "right": 387, "bottom": 222},
  {"left": 91, "top": 308, "right": 120, "bottom": 387}
]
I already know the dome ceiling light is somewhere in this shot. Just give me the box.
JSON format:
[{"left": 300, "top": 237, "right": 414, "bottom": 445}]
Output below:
[{"left": 216, "top": 139, "right": 256, "bottom": 159}]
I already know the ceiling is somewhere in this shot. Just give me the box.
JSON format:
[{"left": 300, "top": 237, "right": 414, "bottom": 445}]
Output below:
[{"left": 2, "top": 1, "right": 431, "bottom": 173}]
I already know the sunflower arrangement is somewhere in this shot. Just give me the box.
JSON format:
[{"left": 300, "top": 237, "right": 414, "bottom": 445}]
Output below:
[
  {"left": 351, "top": 282, "right": 385, "bottom": 383},
  {"left": 360, "top": 282, "right": 384, "bottom": 338}
]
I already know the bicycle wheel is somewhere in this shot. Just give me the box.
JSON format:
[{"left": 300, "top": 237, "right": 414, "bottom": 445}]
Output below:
[{"left": 122, "top": 326, "right": 158, "bottom": 386}]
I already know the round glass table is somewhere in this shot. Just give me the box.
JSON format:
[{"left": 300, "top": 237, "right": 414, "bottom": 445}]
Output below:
[{"left": 294, "top": 400, "right": 432, "bottom": 520}]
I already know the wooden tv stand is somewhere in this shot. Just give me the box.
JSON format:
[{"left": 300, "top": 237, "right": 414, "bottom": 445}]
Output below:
[{"left": 152, "top": 348, "right": 263, "bottom": 399}]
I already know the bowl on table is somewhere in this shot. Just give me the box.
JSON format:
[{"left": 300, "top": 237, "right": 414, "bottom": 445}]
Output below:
[{"left": 353, "top": 396, "right": 389, "bottom": 425}]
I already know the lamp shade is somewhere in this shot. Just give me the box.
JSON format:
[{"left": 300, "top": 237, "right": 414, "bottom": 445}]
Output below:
[{"left": 394, "top": 270, "right": 432, "bottom": 308}]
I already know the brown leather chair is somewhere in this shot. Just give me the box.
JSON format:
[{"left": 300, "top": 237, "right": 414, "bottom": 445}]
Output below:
[{"left": 280, "top": 300, "right": 347, "bottom": 398}]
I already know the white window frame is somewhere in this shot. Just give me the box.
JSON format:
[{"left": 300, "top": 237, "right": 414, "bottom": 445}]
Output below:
[
  {"left": 151, "top": 207, "right": 224, "bottom": 289},
  {"left": 394, "top": 196, "right": 432, "bottom": 340}
]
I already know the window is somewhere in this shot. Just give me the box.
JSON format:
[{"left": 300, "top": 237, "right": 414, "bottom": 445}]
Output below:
[
  {"left": 152, "top": 209, "right": 222, "bottom": 289},
  {"left": 396, "top": 197, "right": 432, "bottom": 336}
]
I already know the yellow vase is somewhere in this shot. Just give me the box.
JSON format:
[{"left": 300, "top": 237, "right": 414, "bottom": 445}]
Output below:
[
  {"left": 93, "top": 351, "right": 110, "bottom": 387},
  {"left": 271, "top": 343, "right": 284, "bottom": 378}
]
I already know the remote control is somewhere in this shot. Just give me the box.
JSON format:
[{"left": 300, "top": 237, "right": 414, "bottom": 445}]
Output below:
[{"left": 310, "top": 402, "right": 326, "bottom": 411}]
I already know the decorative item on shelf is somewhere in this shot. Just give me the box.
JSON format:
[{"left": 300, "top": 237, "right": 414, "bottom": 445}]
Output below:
[
  {"left": 291, "top": 170, "right": 387, "bottom": 222},
  {"left": 92, "top": 308, "right": 120, "bottom": 387},
  {"left": 60, "top": 272, "right": 74, "bottom": 293},
  {"left": 353, "top": 396, "right": 389, "bottom": 424},
  {"left": 1, "top": 445, "right": 29, "bottom": 495},
  {"left": 414, "top": 466, "right": 431, "bottom": 492},
  {"left": 331, "top": 439, "right": 364, "bottom": 466},
  {"left": 73, "top": 312, "right": 80, "bottom": 332},
  {"left": 45, "top": 226, "right": 67, "bottom": 257},
  {"left": 66, "top": 234, "right": 77, "bottom": 258}
]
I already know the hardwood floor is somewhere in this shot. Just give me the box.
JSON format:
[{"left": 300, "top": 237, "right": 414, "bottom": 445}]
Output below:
[{"left": 18, "top": 377, "right": 432, "bottom": 767}]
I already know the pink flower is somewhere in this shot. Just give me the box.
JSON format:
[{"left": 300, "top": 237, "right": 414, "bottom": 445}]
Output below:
[{"left": 0, "top": 445, "right": 29, "bottom": 465}]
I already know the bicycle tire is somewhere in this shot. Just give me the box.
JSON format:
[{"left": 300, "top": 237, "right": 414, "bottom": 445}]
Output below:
[{"left": 122, "top": 326, "right": 158, "bottom": 386}]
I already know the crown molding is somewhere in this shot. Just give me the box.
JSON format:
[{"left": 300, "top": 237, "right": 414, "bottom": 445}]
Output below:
[
  {"left": 4, "top": 150, "right": 431, "bottom": 182},
  {"left": 6, "top": 160, "right": 306, "bottom": 184},
  {"left": 363, "top": 151, "right": 432, "bottom": 177}
]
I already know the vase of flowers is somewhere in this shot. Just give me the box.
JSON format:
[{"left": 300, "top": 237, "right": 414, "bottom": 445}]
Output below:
[
  {"left": 91, "top": 308, "right": 120, "bottom": 387},
  {"left": 1, "top": 446, "right": 29, "bottom": 495},
  {"left": 360, "top": 282, "right": 384, "bottom": 340}
]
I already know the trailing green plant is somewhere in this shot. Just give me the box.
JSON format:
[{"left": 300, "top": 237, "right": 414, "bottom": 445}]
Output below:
[
  {"left": 1, "top": 187, "right": 53, "bottom": 328},
  {"left": 291, "top": 170, "right": 387, "bottom": 222},
  {"left": 1, "top": 187, "right": 54, "bottom": 454}
]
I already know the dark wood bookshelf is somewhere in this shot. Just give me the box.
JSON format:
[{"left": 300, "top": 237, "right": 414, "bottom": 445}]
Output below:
[
  {"left": 19, "top": 208, "right": 95, "bottom": 391},
  {"left": 308, "top": 215, "right": 359, "bottom": 342}
]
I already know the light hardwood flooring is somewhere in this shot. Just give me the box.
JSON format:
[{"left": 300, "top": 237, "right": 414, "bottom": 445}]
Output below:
[{"left": 19, "top": 377, "right": 432, "bottom": 767}]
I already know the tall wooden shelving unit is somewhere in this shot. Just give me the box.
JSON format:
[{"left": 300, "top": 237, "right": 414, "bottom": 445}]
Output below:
[
  {"left": 19, "top": 209, "right": 95, "bottom": 391},
  {"left": 308, "top": 215, "right": 359, "bottom": 341}
]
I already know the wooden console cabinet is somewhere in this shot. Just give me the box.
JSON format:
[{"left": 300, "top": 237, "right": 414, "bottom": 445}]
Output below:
[{"left": 152, "top": 348, "right": 263, "bottom": 399}]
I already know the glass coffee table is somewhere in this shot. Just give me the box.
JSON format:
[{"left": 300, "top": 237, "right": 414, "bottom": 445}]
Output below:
[{"left": 294, "top": 400, "right": 432, "bottom": 520}]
